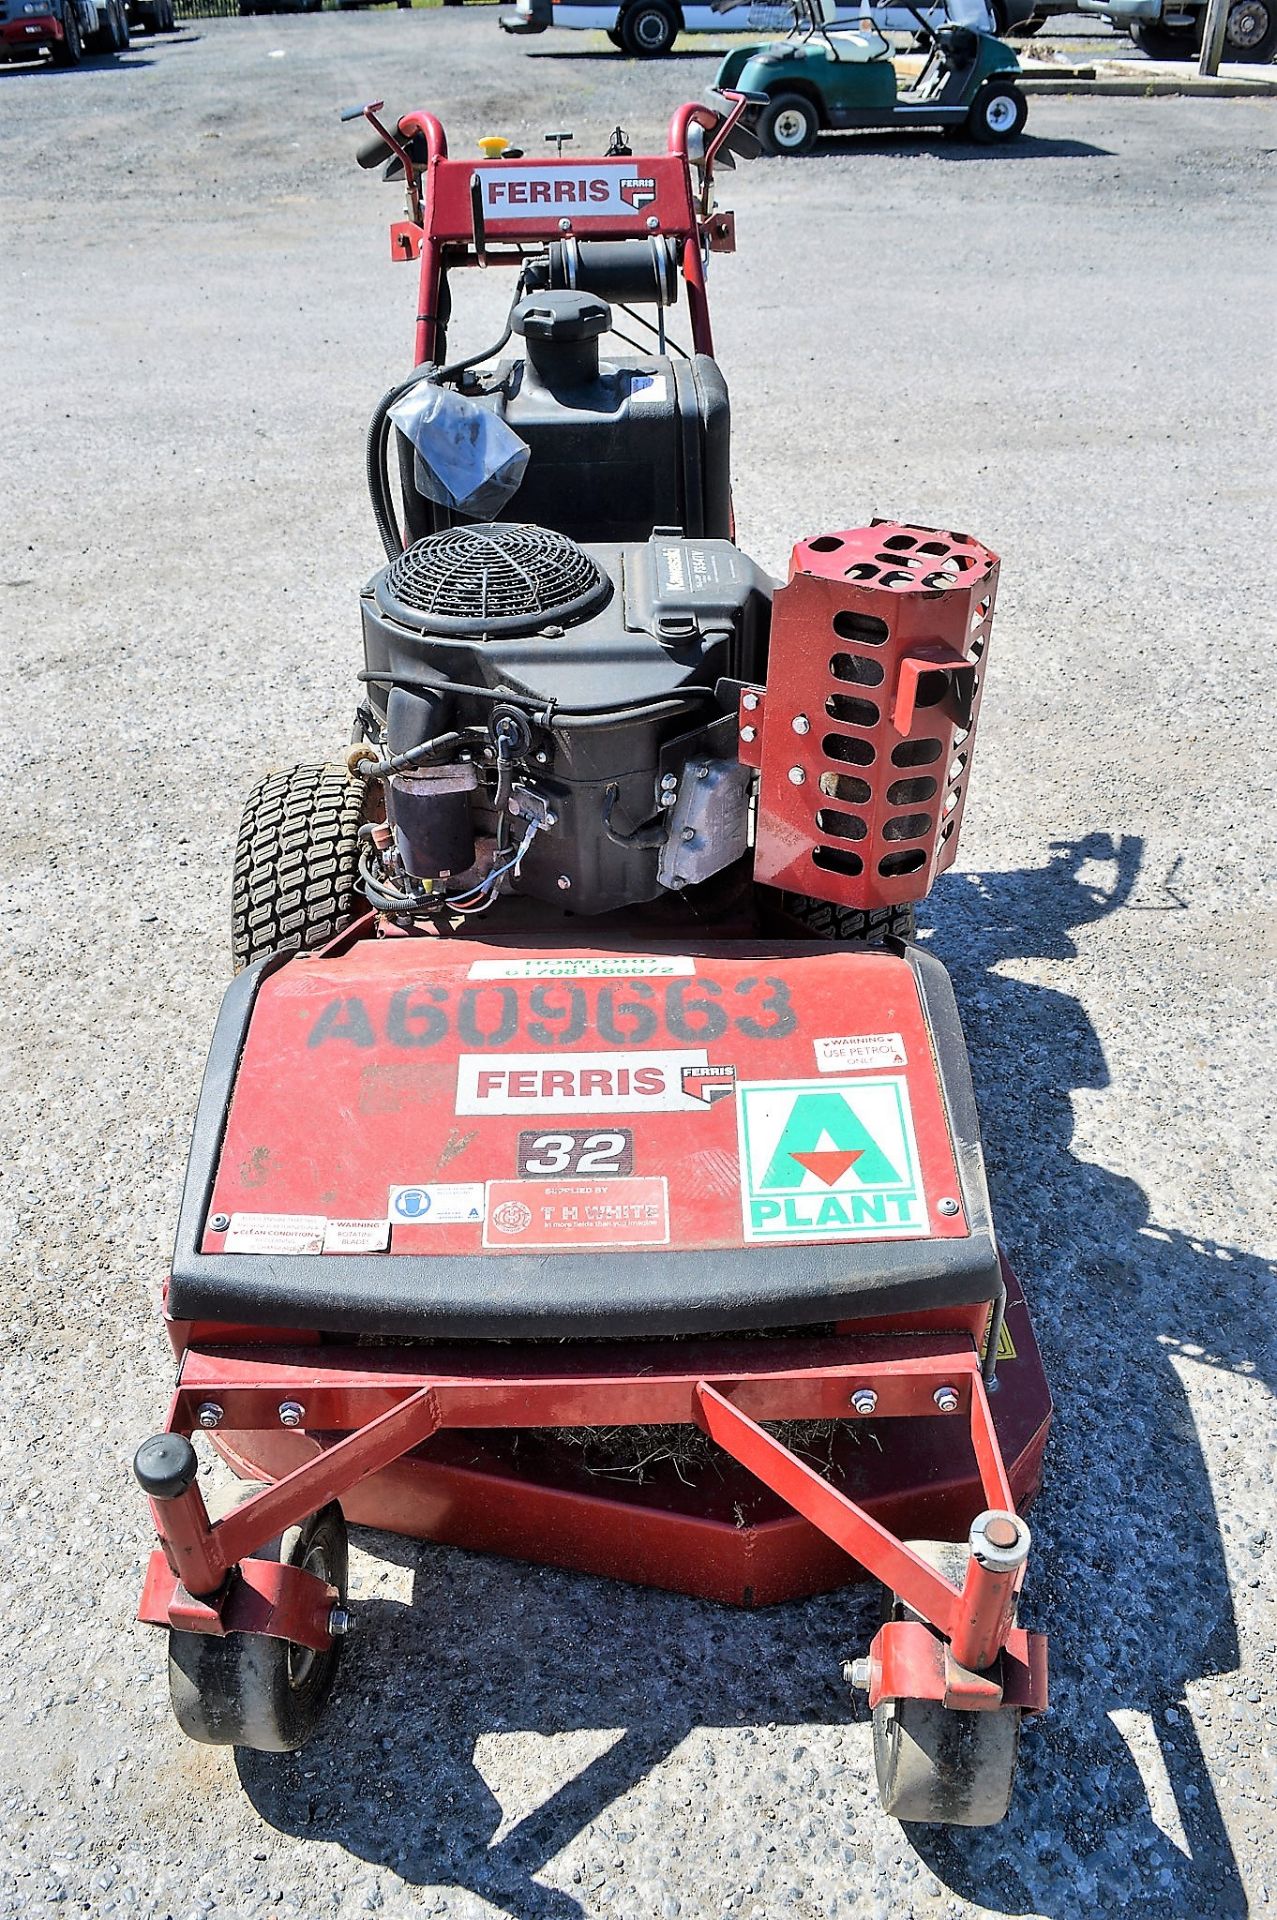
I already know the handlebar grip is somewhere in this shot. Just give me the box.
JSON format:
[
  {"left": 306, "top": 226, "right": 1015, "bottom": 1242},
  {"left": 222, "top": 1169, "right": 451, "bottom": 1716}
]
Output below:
[{"left": 356, "top": 132, "right": 394, "bottom": 170}]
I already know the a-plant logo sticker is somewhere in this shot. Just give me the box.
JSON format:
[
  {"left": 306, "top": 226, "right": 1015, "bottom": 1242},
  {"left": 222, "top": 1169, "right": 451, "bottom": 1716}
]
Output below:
[{"left": 736, "top": 1077, "right": 927, "bottom": 1243}]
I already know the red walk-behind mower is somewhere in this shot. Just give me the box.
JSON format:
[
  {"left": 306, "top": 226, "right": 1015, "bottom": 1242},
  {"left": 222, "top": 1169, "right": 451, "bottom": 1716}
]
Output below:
[{"left": 134, "top": 95, "right": 1051, "bottom": 1825}]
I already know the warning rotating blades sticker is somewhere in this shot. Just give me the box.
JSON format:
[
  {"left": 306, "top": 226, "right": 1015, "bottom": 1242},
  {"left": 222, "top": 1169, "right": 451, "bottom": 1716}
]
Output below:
[{"left": 735, "top": 1077, "right": 928, "bottom": 1243}]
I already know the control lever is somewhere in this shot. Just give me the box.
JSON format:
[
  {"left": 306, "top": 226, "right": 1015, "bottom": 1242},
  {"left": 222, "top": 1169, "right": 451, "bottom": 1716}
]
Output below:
[{"left": 544, "top": 130, "right": 574, "bottom": 156}]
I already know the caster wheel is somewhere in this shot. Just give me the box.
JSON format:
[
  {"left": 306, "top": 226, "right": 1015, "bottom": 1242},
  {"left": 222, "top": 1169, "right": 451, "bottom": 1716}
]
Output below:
[
  {"left": 167, "top": 1499, "right": 348, "bottom": 1752},
  {"left": 871, "top": 1540, "right": 1021, "bottom": 1826}
]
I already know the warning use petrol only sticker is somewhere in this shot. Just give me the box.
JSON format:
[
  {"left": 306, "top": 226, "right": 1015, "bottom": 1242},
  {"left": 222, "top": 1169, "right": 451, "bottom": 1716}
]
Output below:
[{"left": 736, "top": 1077, "right": 927, "bottom": 1243}]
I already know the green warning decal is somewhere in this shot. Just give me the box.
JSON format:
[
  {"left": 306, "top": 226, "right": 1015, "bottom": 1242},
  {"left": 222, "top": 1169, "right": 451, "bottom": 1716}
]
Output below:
[{"left": 736, "top": 1077, "right": 926, "bottom": 1244}]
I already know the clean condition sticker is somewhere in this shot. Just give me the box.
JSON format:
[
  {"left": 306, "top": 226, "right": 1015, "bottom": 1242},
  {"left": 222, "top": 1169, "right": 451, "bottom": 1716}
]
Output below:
[
  {"left": 814, "top": 1033, "right": 907, "bottom": 1073},
  {"left": 223, "top": 1213, "right": 326, "bottom": 1255},
  {"left": 456, "top": 1051, "right": 723, "bottom": 1114},
  {"left": 389, "top": 1183, "right": 485, "bottom": 1226},
  {"left": 322, "top": 1218, "right": 390, "bottom": 1254},
  {"left": 483, "top": 1177, "right": 669, "bottom": 1249},
  {"left": 466, "top": 955, "right": 694, "bottom": 981},
  {"left": 736, "top": 1077, "right": 926, "bottom": 1244}
]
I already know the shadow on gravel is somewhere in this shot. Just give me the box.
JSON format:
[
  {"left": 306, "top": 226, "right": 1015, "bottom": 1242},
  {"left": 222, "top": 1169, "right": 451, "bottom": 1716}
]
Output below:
[
  {"left": 236, "top": 832, "right": 1270, "bottom": 1918},
  {"left": 803, "top": 131, "right": 1113, "bottom": 160}
]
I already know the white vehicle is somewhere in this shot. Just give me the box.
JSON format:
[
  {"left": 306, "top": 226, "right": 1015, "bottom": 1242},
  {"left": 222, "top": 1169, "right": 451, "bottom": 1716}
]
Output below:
[
  {"left": 500, "top": 0, "right": 1026, "bottom": 59},
  {"left": 1075, "top": 0, "right": 1274, "bottom": 60}
]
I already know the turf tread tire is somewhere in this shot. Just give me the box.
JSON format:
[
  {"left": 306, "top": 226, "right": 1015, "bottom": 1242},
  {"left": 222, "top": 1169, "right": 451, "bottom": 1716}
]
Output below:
[
  {"left": 231, "top": 763, "right": 366, "bottom": 973},
  {"left": 778, "top": 894, "right": 917, "bottom": 945}
]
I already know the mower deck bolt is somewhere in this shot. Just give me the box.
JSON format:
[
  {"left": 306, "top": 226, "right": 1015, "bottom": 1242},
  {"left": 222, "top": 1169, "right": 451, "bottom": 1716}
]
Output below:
[
  {"left": 661, "top": 772, "right": 678, "bottom": 788},
  {"left": 937, "top": 1197, "right": 960, "bottom": 1216},
  {"left": 328, "top": 1606, "right": 352, "bottom": 1638},
  {"left": 742, "top": 692, "right": 759, "bottom": 711},
  {"left": 196, "top": 1402, "right": 224, "bottom": 1430},
  {"left": 646, "top": 216, "right": 659, "bottom": 231},
  {"left": 791, "top": 714, "right": 810, "bottom": 735},
  {"left": 787, "top": 766, "right": 806, "bottom": 786},
  {"left": 933, "top": 1386, "right": 960, "bottom": 1413},
  {"left": 844, "top": 1657, "right": 871, "bottom": 1692},
  {"left": 278, "top": 1401, "right": 305, "bottom": 1428},
  {"left": 535, "top": 751, "right": 549, "bottom": 765},
  {"left": 682, "top": 826, "right": 697, "bottom": 842},
  {"left": 209, "top": 1213, "right": 230, "bottom": 1233},
  {"left": 556, "top": 874, "right": 572, "bottom": 890},
  {"left": 740, "top": 725, "right": 756, "bottom": 743},
  {"left": 850, "top": 1388, "right": 878, "bottom": 1415}
]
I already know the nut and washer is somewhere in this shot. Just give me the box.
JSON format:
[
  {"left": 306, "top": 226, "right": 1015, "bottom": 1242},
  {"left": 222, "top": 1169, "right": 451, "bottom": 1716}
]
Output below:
[
  {"left": 932, "top": 1386, "right": 960, "bottom": 1414},
  {"left": 788, "top": 766, "right": 806, "bottom": 786},
  {"left": 196, "top": 1402, "right": 224, "bottom": 1430},
  {"left": 278, "top": 1401, "right": 305, "bottom": 1428},
  {"left": 660, "top": 772, "right": 678, "bottom": 789},
  {"left": 742, "top": 691, "right": 760, "bottom": 712},
  {"left": 209, "top": 1213, "right": 231, "bottom": 1233},
  {"left": 740, "top": 725, "right": 756, "bottom": 744},
  {"left": 327, "top": 1606, "right": 353, "bottom": 1638},
  {"left": 850, "top": 1388, "right": 878, "bottom": 1415},
  {"left": 791, "top": 715, "right": 811, "bottom": 735},
  {"left": 937, "top": 1197, "right": 961, "bottom": 1217}
]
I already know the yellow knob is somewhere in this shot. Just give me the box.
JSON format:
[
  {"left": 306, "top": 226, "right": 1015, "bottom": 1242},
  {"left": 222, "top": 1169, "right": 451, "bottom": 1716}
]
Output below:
[{"left": 478, "top": 136, "right": 511, "bottom": 158}]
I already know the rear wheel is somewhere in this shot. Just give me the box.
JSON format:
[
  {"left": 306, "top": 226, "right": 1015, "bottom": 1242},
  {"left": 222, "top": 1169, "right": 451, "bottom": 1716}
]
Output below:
[
  {"left": 52, "top": 4, "right": 83, "bottom": 60},
  {"left": 966, "top": 82, "right": 1027, "bottom": 142},
  {"left": 775, "top": 894, "right": 917, "bottom": 944},
  {"left": 168, "top": 1502, "right": 348, "bottom": 1753},
  {"left": 606, "top": 24, "right": 623, "bottom": 42},
  {"left": 618, "top": 0, "right": 677, "bottom": 54},
  {"left": 231, "top": 763, "right": 368, "bottom": 972},
  {"left": 872, "top": 1540, "right": 1022, "bottom": 1826},
  {"left": 757, "top": 90, "right": 820, "bottom": 155},
  {"left": 1224, "top": 0, "right": 1276, "bottom": 56}
]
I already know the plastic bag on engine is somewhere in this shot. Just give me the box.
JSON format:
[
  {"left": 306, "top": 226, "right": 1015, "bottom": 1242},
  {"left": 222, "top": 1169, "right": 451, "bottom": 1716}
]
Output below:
[{"left": 388, "top": 382, "right": 530, "bottom": 520}]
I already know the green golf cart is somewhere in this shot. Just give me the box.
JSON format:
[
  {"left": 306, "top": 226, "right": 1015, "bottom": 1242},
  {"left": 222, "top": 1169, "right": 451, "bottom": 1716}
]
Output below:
[{"left": 713, "top": 0, "right": 1029, "bottom": 153}]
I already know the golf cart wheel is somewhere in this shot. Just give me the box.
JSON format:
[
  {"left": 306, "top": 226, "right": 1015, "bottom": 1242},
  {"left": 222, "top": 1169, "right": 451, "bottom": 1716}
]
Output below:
[
  {"left": 777, "top": 894, "right": 917, "bottom": 944},
  {"left": 757, "top": 91, "right": 821, "bottom": 156},
  {"left": 872, "top": 1540, "right": 1021, "bottom": 1826},
  {"left": 168, "top": 1501, "right": 348, "bottom": 1752},
  {"left": 231, "top": 762, "right": 368, "bottom": 973},
  {"left": 1224, "top": 0, "right": 1276, "bottom": 57},
  {"left": 607, "top": 24, "right": 623, "bottom": 43},
  {"left": 967, "top": 83, "right": 1027, "bottom": 142},
  {"left": 619, "top": 0, "right": 677, "bottom": 55}
]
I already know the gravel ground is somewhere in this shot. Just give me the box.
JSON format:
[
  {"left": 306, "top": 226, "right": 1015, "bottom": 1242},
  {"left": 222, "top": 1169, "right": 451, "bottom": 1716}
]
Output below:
[{"left": 1, "top": 14, "right": 1275, "bottom": 1919}]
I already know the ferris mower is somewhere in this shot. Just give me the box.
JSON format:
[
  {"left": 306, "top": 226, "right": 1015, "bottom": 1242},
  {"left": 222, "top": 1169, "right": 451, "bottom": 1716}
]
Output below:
[{"left": 133, "top": 95, "right": 1051, "bottom": 1825}]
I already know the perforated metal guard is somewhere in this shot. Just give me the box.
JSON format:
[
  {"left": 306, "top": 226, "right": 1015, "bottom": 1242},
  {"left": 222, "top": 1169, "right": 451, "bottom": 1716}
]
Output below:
[{"left": 380, "top": 523, "right": 607, "bottom": 637}]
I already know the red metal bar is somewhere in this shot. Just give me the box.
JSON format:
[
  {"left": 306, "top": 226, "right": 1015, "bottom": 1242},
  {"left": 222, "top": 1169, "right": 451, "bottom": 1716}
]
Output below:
[
  {"left": 693, "top": 1379, "right": 964, "bottom": 1639},
  {"left": 951, "top": 1556, "right": 1022, "bottom": 1674},
  {"left": 969, "top": 1372, "right": 1017, "bottom": 1511},
  {"left": 175, "top": 1334, "right": 982, "bottom": 1432},
  {"left": 148, "top": 1474, "right": 226, "bottom": 1599},
  {"left": 139, "top": 1552, "right": 337, "bottom": 1652},
  {"left": 211, "top": 1386, "right": 442, "bottom": 1569}
]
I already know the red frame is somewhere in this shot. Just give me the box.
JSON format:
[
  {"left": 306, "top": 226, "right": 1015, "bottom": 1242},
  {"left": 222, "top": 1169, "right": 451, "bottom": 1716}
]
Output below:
[
  {"left": 364, "top": 99, "right": 747, "bottom": 366},
  {"left": 140, "top": 1323, "right": 1046, "bottom": 1713}
]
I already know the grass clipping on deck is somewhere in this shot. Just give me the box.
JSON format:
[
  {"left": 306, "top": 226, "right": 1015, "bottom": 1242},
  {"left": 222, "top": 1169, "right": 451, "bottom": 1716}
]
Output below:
[{"left": 549, "top": 1419, "right": 854, "bottom": 1488}]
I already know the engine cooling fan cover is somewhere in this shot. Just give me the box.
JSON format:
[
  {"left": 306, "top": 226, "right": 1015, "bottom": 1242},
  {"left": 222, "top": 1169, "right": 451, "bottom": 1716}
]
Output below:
[{"left": 377, "top": 522, "right": 609, "bottom": 638}]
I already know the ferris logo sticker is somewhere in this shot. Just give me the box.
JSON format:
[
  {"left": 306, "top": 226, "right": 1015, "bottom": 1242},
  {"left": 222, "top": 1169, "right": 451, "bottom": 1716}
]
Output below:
[
  {"left": 483, "top": 1178, "right": 669, "bottom": 1249},
  {"left": 389, "top": 1182, "right": 485, "bottom": 1225},
  {"left": 480, "top": 164, "right": 662, "bottom": 222},
  {"left": 456, "top": 1051, "right": 730, "bottom": 1113},
  {"left": 736, "top": 1077, "right": 926, "bottom": 1243}
]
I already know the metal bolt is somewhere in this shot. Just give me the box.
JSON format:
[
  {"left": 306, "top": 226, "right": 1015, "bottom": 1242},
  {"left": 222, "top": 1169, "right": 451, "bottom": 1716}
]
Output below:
[
  {"left": 559, "top": 217, "right": 572, "bottom": 232},
  {"left": 681, "top": 826, "right": 697, "bottom": 843},
  {"left": 742, "top": 692, "right": 759, "bottom": 712},
  {"left": 327, "top": 1606, "right": 352, "bottom": 1638},
  {"left": 791, "top": 715, "right": 811, "bottom": 735},
  {"left": 196, "top": 1402, "right": 224, "bottom": 1430},
  {"left": 556, "top": 874, "right": 572, "bottom": 891},
  {"left": 661, "top": 772, "right": 678, "bottom": 790},
  {"left": 693, "top": 763, "right": 710, "bottom": 779},
  {"left": 668, "top": 876, "right": 686, "bottom": 889},
  {"left": 646, "top": 215, "right": 659, "bottom": 231},
  {"left": 535, "top": 751, "right": 549, "bottom": 765},
  {"left": 278, "top": 1401, "right": 305, "bottom": 1428},
  {"left": 740, "top": 725, "right": 756, "bottom": 744},
  {"left": 788, "top": 766, "right": 806, "bottom": 786},
  {"left": 937, "top": 1197, "right": 961, "bottom": 1217},
  {"left": 843, "top": 1657, "right": 872, "bottom": 1692},
  {"left": 933, "top": 1386, "right": 960, "bottom": 1414},
  {"left": 850, "top": 1388, "right": 878, "bottom": 1415},
  {"left": 209, "top": 1212, "right": 230, "bottom": 1233}
]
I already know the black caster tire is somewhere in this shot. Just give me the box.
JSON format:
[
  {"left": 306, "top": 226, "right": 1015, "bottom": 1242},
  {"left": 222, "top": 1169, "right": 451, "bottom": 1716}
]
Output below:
[
  {"left": 757, "top": 90, "right": 820, "bottom": 156},
  {"left": 231, "top": 762, "right": 368, "bottom": 973},
  {"left": 618, "top": 0, "right": 677, "bottom": 55},
  {"left": 966, "top": 82, "right": 1027, "bottom": 143},
  {"left": 775, "top": 894, "right": 917, "bottom": 945},
  {"left": 872, "top": 1539, "right": 1021, "bottom": 1827},
  {"left": 167, "top": 1501, "right": 348, "bottom": 1753}
]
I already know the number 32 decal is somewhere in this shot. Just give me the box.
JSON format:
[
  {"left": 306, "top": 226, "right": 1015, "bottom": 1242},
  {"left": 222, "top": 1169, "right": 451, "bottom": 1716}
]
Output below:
[{"left": 517, "top": 1130, "right": 634, "bottom": 1177}]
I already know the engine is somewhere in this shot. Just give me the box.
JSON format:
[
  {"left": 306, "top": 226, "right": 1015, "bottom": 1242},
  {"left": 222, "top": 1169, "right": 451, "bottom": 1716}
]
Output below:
[{"left": 358, "top": 519, "right": 772, "bottom": 918}]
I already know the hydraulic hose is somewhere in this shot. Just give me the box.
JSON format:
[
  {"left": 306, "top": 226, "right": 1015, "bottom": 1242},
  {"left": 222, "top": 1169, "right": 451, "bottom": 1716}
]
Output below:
[{"left": 366, "top": 278, "right": 529, "bottom": 562}]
